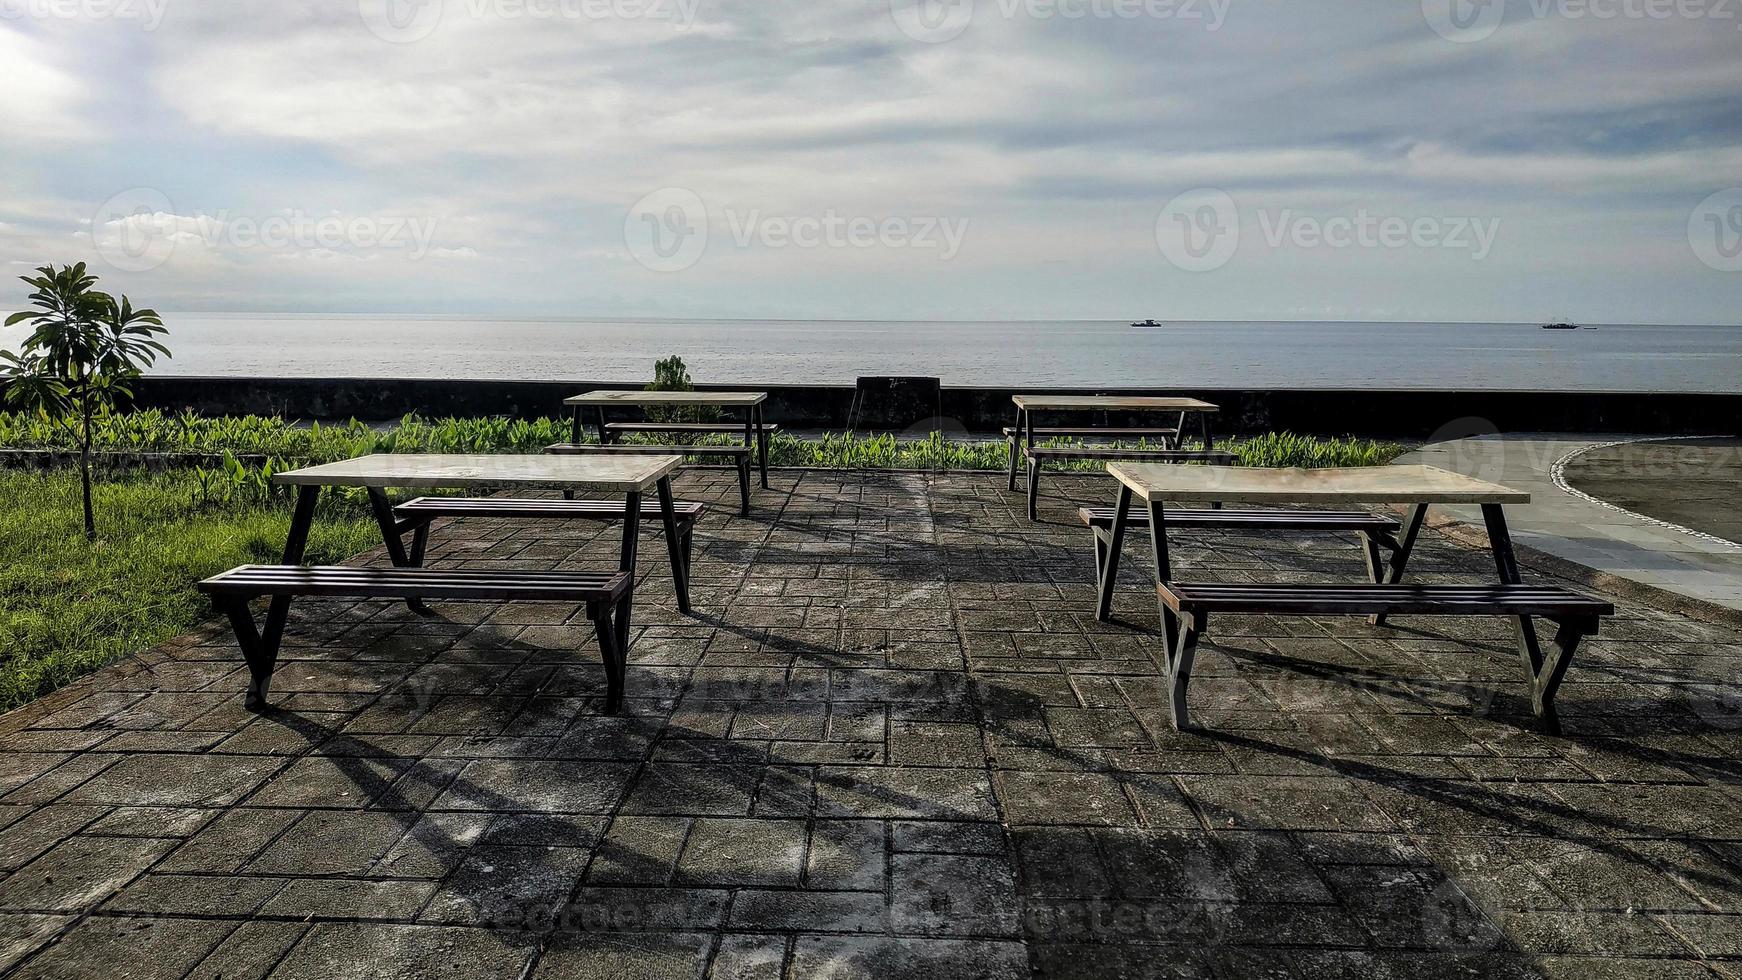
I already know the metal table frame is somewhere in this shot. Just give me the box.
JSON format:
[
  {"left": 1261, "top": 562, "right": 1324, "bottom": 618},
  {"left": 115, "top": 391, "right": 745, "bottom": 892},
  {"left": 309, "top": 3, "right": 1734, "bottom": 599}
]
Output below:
[
  {"left": 1007, "top": 395, "right": 1219, "bottom": 492},
  {"left": 566, "top": 390, "right": 772, "bottom": 490},
  {"left": 265, "top": 454, "right": 683, "bottom": 664},
  {"left": 1099, "top": 463, "right": 1538, "bottom": 668}
]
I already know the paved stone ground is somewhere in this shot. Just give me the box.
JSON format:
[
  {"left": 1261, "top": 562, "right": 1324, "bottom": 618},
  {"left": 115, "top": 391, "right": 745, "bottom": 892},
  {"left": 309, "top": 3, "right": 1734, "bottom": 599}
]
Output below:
[{"left": 1, "top": 470, "right": 1740, "bottom": 979}]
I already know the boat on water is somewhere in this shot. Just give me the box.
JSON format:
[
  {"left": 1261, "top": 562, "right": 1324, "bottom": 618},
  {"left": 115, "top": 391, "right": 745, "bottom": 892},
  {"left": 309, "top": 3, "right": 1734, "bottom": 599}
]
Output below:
[
  {"left": 1131, "top": 319, "right": 1162, "bottom": 327},
  {"left": 1541, "top": 319, "right": 1581, "bottom": 330}
]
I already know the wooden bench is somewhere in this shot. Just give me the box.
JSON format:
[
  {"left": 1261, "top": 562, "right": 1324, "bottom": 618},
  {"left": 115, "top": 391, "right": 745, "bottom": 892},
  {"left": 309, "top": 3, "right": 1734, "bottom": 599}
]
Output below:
[
  {"left": 199, "top": 565, "right": 631, "bottom": 712},
  {"left": 606, "top": 422, "right": 781, "bottom": 437},
  {"left": 1024, "top": 448, "right": 1236, "bottom": 521},
  {"left": 1078, "top": 506, "right": 1406, "bottom": 618},
  {"left": 1155, "top": 581, "right": 1613, "bottom": 732},
  {"left": 547, "top": 442, "right": 750, "bottom": 517},
  {"left": 394, "top": 497, "right": 706, "bottom": 612}
]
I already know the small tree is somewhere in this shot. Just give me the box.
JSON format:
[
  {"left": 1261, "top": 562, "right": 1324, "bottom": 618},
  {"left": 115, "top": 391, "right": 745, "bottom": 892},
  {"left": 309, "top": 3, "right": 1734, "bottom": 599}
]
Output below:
[
  {"left": 645, "top": 354, "right": 718, "bottom": 423},
  {"left": 2, "top": 263, "right": 169, "bottom": 539}
]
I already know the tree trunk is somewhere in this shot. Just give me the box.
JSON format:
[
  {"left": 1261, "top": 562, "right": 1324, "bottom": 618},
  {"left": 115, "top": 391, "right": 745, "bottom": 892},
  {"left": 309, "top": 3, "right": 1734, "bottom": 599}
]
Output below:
[{"left": 80, "top": 395, "right": 95, "bottom": 540}]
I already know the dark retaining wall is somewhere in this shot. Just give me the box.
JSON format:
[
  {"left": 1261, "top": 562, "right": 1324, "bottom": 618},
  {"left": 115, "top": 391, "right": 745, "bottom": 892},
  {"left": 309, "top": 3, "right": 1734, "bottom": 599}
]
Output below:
[{"left": 67, "top": 376, "right": 1742, "bottom": 438}]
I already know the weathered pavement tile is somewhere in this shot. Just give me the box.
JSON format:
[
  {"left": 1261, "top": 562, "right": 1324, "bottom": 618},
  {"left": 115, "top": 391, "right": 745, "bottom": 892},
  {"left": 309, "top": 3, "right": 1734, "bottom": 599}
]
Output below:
[{"left": 2, "top": 471, "right": 1740, "bottom": 977}]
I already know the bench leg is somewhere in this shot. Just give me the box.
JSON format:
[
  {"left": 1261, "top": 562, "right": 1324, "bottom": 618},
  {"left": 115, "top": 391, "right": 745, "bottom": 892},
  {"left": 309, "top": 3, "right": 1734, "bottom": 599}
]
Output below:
[
  {"left": 1006, "top": 409, "right": 1023, "bottom": 491},
  {"left": 368, "top": 488, "right": 431, "bottom": 616},
  {"left": 217, "top": 596, "right": 278, "bottom": 712},
  {"left": 756, "top": 406, "right": 770, "bottom": 490},
  {"left": 1370, "top": 503, "right": 1427, "bottom": 627},
  {"left": 1167, "top": 611, "right": 1204, "bottom": 730},
  {"left": 1095, "top": 485, "right": 1132, "bottom": 621},
  {"left": 589, "top": 601, "right": 625, "bottom": 714},
  {"left": 1359, "top": 530, "right": 1386, "bottom": 586},
  {"left": 1025, "top": 453, "right": 1041, "bottom": 522},
  {"left": 657, "top": 477, "right": 691, "bottom": 614}
]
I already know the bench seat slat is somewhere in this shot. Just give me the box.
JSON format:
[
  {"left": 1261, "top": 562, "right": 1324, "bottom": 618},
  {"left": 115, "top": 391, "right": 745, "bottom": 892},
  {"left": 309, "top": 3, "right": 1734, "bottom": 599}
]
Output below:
[
  {"left": 1079, "top": 507, "right": 1398, "bottom": 531},
  {"left": 1028, "top": 448, "right": 1235, "bottom": 462},
  {"left": 1158, "top": 582, "right": 1612, "bottom": 618},
  {"left": 396, "top": 497, "right": 705, "bottom": 520},
  {"left": 547, "top": 442, "right": 748, "bottom": 457},
  {"left": 1004, "top": 427, "right": 1181, "bottom": 439},
  {"left": 604, "top": 422, "right": 781, "bottom": 434},
  {"left": 199, "top": 565, "right": 629, "bottom": 602}
]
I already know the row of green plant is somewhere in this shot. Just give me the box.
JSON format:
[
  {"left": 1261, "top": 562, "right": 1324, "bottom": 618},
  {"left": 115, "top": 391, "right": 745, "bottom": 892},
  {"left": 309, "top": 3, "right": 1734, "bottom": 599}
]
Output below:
[{"left": 0, "top": 409, "right": 1403, "bottom": 470}]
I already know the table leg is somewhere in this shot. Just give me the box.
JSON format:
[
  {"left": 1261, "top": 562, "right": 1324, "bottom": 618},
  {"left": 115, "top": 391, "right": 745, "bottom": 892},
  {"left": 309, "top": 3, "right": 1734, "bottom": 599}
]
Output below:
[
  {"left": 1007, "top": 408, "right": 1024, "bottom": 491},
  {"left": 597, "top": 407, "right": 611, "bottom": 444},
  {"left": 1370, "top": 503, "right": 1427, "bottom": 626},
  {"left": 1173, "top": 411, "right": 1187, "bottom": 450},
  {"left": 1482, "top": 502, "right": 1546, "bottom": 690},
  {"left": 1146, "top": 497, "right": 1176, "bottom": 657},
  {"left": 1096, "top": 484, "right": 1132, "bottom": 621},
  {"left": 657, "top": 477, "right": 690, "bottom": 614},
  {"left": 616, "top": 489, "right": 642, "bottom": 654},
  {"left": 1200, "top": 412, "right": 1214, "bottom": 452},
  {"left": 570, "top": 406, "right": 583, "bottom": 444},
  {"left": 259, "top": 484, "right": 320, "bottom": 672},
  {"left": 367, "top": 487, "right": 430, "bottom": 615}
]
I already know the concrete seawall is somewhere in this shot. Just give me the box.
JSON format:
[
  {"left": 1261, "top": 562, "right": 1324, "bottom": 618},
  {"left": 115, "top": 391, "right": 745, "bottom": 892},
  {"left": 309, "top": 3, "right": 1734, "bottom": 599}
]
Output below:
[{"left": 89, "top": 376, "right": 1742, "bottom": 438}]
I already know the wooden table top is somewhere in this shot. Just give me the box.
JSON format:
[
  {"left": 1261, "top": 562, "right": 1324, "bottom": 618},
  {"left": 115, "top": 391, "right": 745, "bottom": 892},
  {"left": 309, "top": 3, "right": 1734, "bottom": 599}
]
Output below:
[
  {"left": 565, "top": 390, "right": 768, "bottom": 407},
  {"left": 1105, "top": 463, "right": 1530, "bottom": 505},
  {"left": 1012, "top": 395, "right": 1219, "bottom": 412},
  {"left": 277, "top": 454, "right": 682, "bottom": 492}
]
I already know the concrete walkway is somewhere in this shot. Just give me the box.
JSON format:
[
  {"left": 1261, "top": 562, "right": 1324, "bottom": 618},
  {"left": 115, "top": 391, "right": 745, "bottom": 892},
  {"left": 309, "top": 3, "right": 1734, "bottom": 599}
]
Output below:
[{"left": 1401, "top": 434, "right": 1742, "bottom": 614}]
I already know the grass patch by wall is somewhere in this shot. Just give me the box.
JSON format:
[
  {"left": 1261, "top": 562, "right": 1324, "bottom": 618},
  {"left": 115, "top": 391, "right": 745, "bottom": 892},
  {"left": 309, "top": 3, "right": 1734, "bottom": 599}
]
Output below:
[{"left": 0, "top": 468, "right": 377, "bottom": 712}]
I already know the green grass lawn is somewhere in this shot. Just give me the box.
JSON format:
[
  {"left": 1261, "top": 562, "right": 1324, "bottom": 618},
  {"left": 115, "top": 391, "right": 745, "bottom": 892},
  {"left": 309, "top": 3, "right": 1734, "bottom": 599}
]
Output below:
[{"left": 0, "top": 468, "right": 377, "bottom": 712}]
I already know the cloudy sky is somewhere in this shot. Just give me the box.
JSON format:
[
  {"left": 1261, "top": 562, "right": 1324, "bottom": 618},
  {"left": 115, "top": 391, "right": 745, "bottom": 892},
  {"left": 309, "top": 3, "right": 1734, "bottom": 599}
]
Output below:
[{"left": 2, "top": 0, "right": 1739, "bottom": 323}]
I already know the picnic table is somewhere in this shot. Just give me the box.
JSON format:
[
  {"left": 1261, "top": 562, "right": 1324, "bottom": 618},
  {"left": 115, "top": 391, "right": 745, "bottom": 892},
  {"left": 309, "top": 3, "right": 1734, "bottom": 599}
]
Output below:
[
  {"left": 564, "top": 390, "right": 774, "bottom": 494},
  {"left": 1099, "top": 462, "right": 1611, "bottom": 730},
  {"left": 199, "top": 453, "right": 683, "bottom": 713},
  {"left": 1008, "top": 394, "right": 1224, "bottom": 520}
]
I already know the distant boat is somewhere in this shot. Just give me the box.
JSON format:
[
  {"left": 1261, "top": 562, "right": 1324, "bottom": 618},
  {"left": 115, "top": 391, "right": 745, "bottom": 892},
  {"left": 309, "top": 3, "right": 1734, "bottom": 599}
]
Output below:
[
  {"left": 1131, "top": 319, "right": 1162, "bottom": 327},
  {"left": 1542, "top": 317, "right": 1580, "bottom": 330}
]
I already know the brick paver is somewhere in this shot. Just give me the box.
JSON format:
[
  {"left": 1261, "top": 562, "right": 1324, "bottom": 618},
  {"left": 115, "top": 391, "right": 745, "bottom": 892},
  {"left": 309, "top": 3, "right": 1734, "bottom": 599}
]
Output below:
[{"left": 1, "top": 470, "right": 1739, "bottom": 979}]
